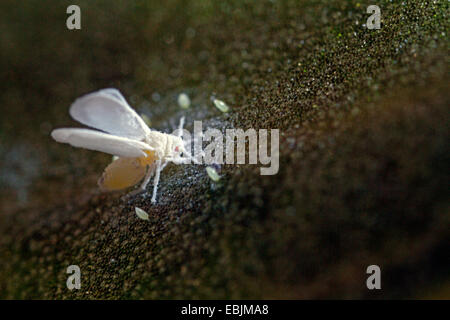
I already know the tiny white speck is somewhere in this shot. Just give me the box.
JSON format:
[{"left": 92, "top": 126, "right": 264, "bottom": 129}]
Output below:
[
  {"left": 178, "top": 93, "right": 191, "bottom": 109},
  {"left": 206, "top": 167, "right": 221, "bottom": 182},
  {"left": 152, "top": 92, "right": 161, "bottom": 102},
  {"left": 135, "top": 207, "right": 149, "bottom": 220},
  {"left": 213, "top": 99, "right": 230, "bottom": 113}
]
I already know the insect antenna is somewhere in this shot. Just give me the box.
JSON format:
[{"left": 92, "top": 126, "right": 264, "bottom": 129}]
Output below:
[{"left": 177, "top": 116, "right": 185, "bottom": 137}]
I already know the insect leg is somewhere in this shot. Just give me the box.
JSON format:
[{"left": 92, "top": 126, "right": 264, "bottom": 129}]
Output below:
[
  {"left": 160, "top": 161, "right": 169, "bottom": 171},
  {"left": 151, "top": 160, "right": 164, "bottom": 203},
  {"left": 139, "top": 163, "right": 156, "bottom": 190}
]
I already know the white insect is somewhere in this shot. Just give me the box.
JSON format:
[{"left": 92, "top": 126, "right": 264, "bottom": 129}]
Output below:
[{"left": 51, "top": 88, "right": 194, "bottom": 203}]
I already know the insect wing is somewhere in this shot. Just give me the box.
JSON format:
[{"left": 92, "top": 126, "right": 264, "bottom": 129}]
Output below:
[
  {"left": 51, "top": 128, "right": 151, "bottom": 158},
  {"left": 100, "top": 88, "right": 128, "bottom": 104},
  {"left": 69, "top": 89, "right": 150, "bottom": 140}
]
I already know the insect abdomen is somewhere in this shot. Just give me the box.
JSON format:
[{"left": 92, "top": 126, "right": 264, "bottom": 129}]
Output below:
[{"left": 98, "top": 150, "right": 157, "bottom": 191}]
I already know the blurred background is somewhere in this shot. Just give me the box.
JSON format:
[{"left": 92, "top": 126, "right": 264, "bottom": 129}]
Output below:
[{"left": 0, "top": 0, "right": 448, "bottom": 299}]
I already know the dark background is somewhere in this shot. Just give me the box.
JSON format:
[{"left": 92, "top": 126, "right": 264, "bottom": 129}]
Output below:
[{"left": 0, "top": 0, "right": 448, "bottom": 299}]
